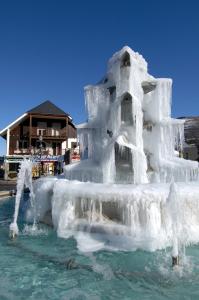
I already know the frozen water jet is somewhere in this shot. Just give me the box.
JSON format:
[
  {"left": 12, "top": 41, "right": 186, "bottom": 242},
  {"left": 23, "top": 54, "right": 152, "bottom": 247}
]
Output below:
[
  {"left": 10, "top": 159, "right": 35, "bottom": 238},
  {"left": 25, "top": 46, "right": 199, "bottom": 253},
  {"left": 166, "top": 182, "right": 181, "bottom": 266}
]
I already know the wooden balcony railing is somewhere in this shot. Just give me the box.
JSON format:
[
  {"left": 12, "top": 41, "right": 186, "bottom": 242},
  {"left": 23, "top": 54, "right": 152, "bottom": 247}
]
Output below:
[
  {"left": 31, "top": 127, "right": 66, "bottom": 138},
  {"left": 12, "top": 148, "right": 62, "bottom": 156},
  {"left": 13, "top": 149, "right": 31, "bottom": 155}
]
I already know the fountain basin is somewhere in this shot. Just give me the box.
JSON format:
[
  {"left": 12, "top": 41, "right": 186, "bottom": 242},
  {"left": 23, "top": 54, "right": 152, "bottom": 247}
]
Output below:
[
  {"left": 26, "top": 178, "right": 199, "bottom": 252},
  {"left": 2, "top": 196, "right": 199, "bottom": 300}
]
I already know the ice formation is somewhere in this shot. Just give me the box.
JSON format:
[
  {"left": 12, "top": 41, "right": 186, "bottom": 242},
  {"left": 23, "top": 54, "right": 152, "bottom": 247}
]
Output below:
[
  {"left": 29, "top": 178, "right": 199, "bottom": 252},
  {"left": 64, "top": 46, "right": 198, "bottom": 184},
  {"left": 25, "top": 46, "right": 199, "bottom": 253},
  {"left": 10, "top": 159, "right": 35, "bottom": 236}
]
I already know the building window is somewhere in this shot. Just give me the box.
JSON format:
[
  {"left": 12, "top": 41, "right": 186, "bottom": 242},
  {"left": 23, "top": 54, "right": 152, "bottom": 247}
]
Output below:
[
  {"left": 23, "top": 126, "right": 29, "bottom": 135},
  {"left": 37, "top": 129, "right": 46, "bottom": 136},
  {"left": 37, "top": 122, "right": 47, "bottom": 136},
  {"left": 52, "top": 142, "right": 61, "bottom": 156},
  {"left": 37, "top": 122, "right": 47, "bottom": 128},
  {"left": 36, "top": 141, "right": 46, "bottom": 150},
  {"left": 19, "top": 140, "right": 29, "bottom": 149},
  {"left": 71, "top": 142, "right": 77, "bottom": 149},
  {"left": 52, "top": 123, "right": 61, "bottom": 136},
  {"left": 9, "top": 163, "right": 20, "bottom": 172},
  {"left": 23, "top": 141, "right": 28, "bottom": 149}
]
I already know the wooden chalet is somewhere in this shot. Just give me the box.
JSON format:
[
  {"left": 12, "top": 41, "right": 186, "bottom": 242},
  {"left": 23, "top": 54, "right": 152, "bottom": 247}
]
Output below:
[{"left": 0, "top": 100, "right": 77, "bottom": 179}]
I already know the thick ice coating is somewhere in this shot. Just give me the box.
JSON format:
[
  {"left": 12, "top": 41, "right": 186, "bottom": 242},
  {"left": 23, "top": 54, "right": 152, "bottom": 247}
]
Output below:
[
  {"left": 25, "top": 46, "right": 199, "bottom": 253},
  {"left": 64, "top": 46, "right": 198, "bottom": 184},
  {"left": 10, "top": 159, "right": 35, "bottom": 236},
  {"left": 28, "top": 178, "right": 199, "bottom": 252}
]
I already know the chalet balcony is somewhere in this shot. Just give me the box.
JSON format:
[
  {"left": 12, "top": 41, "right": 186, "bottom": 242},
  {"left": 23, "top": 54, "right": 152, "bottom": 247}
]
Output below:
[
  {"left": 12, "top": 148, "right": 61, "bottom": 156},
  {"left": 31, "top": 127, "right": 67, "bottom": 138},
  {"left": 13, "top": 149, "right": 31, "bottom": 155}
]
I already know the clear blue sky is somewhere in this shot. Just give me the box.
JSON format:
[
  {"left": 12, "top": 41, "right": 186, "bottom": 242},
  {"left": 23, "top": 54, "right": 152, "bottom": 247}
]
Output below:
[{"left": 0, "top": 0, "right": 199, "bottom": 155}]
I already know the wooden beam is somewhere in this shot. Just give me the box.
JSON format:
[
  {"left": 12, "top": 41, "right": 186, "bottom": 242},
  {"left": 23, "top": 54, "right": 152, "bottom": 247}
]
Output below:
[
  {"left": 29, "top": 114, "right": 32, "bottom": 150},
  {"left": 6, "top": 128, "right": 10, "bottom": 156},
  {"left": 66, "top": 117, "right": 69, "bottom": 148},
  {"left": 29, "top": 114, "right": 67, "bottom": 120},
  {"left": 31, "top": 135, "right": 66, "bottom": 141}
]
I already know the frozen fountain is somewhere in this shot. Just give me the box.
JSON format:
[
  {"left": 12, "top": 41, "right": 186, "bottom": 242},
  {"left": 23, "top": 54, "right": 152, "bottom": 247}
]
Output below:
[
  {"left": 23, "top": 47, "right": 199, "bottom": 257},
  {"left": 64, "top": 46, "right": 198, "bottom": 184}
]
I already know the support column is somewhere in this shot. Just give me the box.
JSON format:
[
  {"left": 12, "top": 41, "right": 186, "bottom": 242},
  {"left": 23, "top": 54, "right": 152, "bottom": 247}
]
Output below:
[
  {"left": 6, "top": 128, "right": 10, "bottom": 156},
  {"left": 4, "top": 160, "right": 9, "bottom": 180},
  {"left": 5, "top": 129, "right": 10, "bottom": 180},
  {"left": 66, "top": 117, "right": 69, "bottom": 148},
  {"left": 29, "top": 115, "right": 32, "bottom": 153}
]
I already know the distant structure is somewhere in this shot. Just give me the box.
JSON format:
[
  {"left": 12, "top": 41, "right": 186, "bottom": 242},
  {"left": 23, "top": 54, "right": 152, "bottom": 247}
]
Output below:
[
  {"left": 0, "top": 100, "right": 78, "bottom": 179},
  {"left": 179, "top": 117, "right": 199, "bottom": 161},
  {"left": 64, "top": 46, "right": 198, "bottom": 184}
]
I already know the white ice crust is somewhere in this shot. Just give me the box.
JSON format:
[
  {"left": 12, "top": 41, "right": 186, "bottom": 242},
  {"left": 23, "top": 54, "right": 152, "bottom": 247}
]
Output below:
[
  {"left": 29, "top": 178, "right": 199, "bottom": 252},
  {"left": 64, "top": 46, "right": 199, "bottom": 184}
]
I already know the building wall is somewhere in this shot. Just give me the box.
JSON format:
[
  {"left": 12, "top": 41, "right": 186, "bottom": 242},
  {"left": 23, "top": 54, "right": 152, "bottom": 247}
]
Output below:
[
  {"left": 68, "top": 123, "right": 76, "bottom": 138},
  {"left": 9, "top": 126, "right": 21, "bottom": 155}
]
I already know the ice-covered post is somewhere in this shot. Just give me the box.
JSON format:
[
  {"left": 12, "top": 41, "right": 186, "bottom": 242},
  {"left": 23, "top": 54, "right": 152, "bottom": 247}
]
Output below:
[
  {"left": 167, "top": 181, "right": 180, "bottom": 267},
  {"left": 172, "top": 236, "right": 179, "bottom": 267},
  {"left": 9, "top": 159, "right": 34, "bottom": 239}
]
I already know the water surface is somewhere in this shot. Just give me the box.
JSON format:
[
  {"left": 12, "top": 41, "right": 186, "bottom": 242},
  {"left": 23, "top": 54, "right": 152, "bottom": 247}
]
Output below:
[{"left": 0, "top": 197, "right": 199, "bottom": 300}]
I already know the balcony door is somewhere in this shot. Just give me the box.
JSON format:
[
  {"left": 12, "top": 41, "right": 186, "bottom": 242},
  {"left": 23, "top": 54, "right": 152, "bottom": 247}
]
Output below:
[
  {"left": 52, "top": 122, "right": 61, "bottom": 136},
  {"left": 37, "top": 122, "right": 47, "bottom": 136},
  {"left": 52, "top": 142, "right": 61, "bottom": 155}
]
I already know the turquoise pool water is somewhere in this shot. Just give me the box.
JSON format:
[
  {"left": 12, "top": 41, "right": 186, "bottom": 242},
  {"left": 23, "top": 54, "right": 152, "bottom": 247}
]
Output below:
[{"left": 1, "top": 197, "right": 199, "bottom": 300}]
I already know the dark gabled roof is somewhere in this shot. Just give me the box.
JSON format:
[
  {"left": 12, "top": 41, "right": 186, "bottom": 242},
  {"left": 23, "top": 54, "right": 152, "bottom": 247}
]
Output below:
[{"left": 28, "top": 100, "right": 69, "bottom": 116}]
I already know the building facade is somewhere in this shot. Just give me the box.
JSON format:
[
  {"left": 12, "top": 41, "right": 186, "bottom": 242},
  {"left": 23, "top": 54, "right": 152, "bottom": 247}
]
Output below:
[
  {"left": 0, "top": 100, "right": 77, "bottom": 179},
  {"left": 179, "top": 117, "right": 199, "bottom": 162}
]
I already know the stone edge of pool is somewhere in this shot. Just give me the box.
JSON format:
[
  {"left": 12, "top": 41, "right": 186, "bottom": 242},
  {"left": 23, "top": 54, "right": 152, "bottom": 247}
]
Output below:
[{"left": 0, "top": 191, "right": 12, "bottom": 199}]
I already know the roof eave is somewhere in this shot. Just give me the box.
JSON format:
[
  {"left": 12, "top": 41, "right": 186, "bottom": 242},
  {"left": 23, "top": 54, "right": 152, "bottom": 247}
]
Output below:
[{"left": 0, "top": 113, "right": 28, "bottom": 137}]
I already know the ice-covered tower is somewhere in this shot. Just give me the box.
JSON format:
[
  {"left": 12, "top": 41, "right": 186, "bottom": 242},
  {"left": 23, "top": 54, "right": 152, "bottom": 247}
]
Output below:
[{"left": 65, "top": 46, "right": 198, "bottom": 184}]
